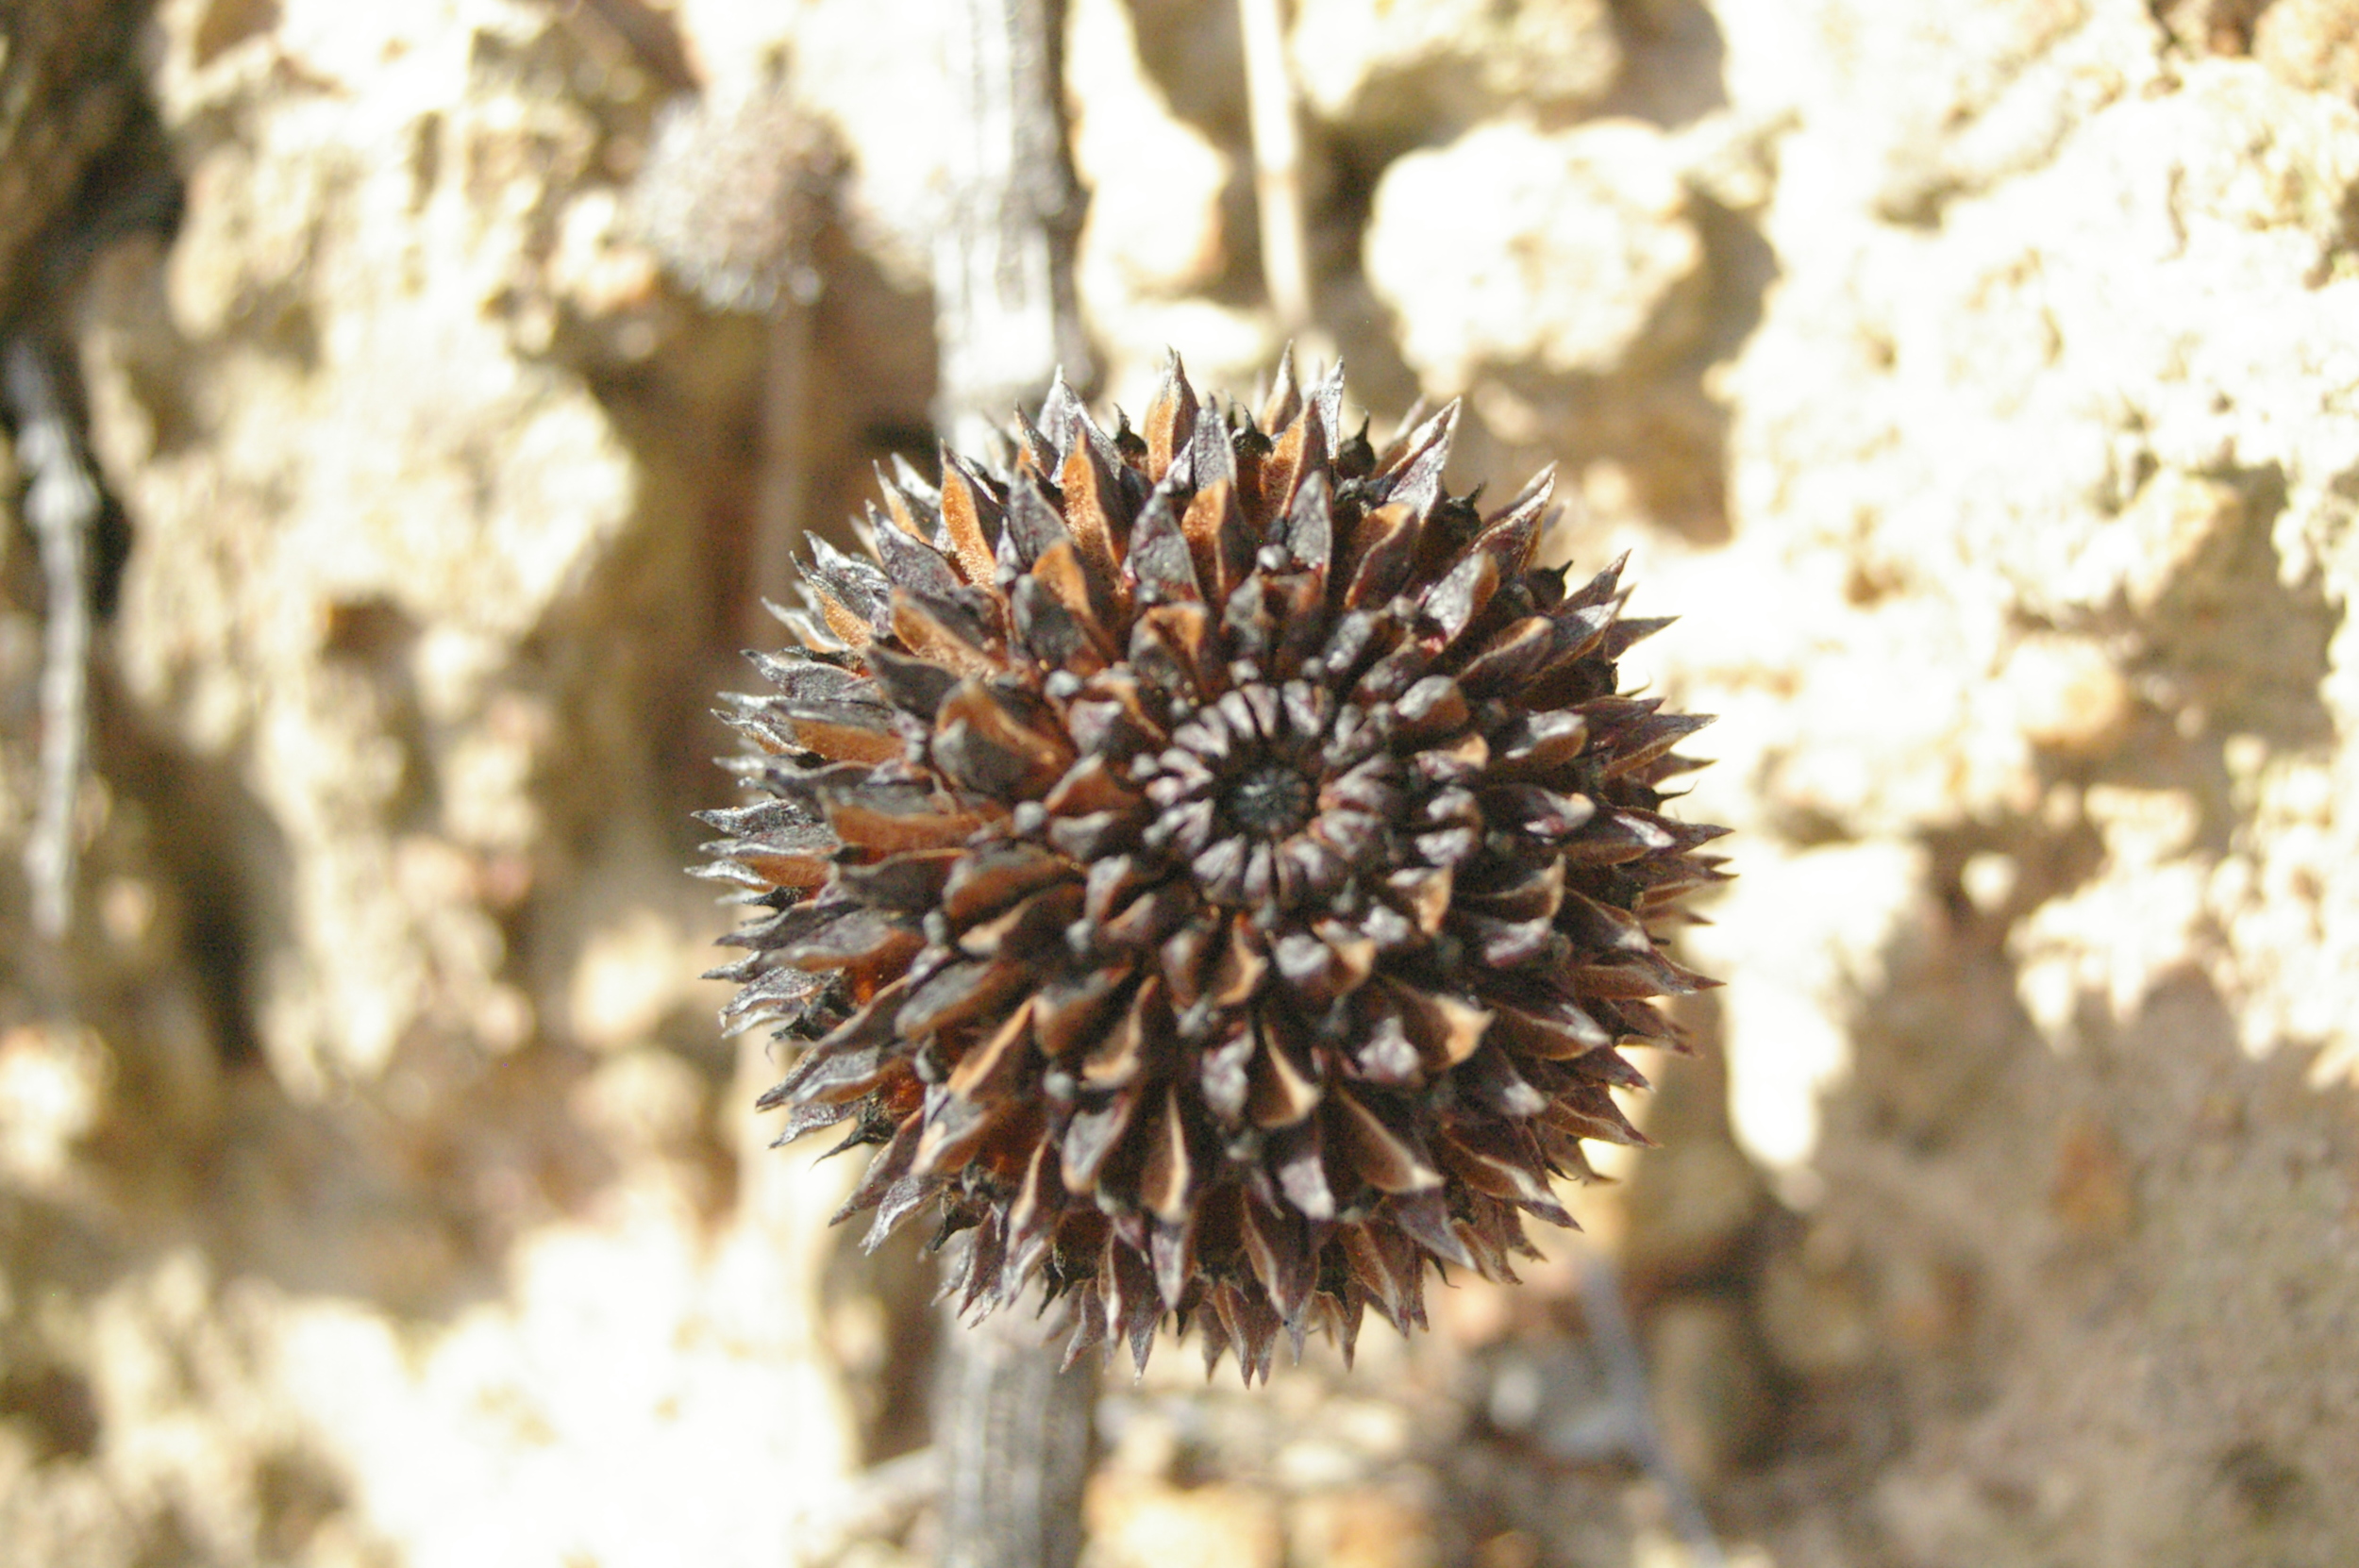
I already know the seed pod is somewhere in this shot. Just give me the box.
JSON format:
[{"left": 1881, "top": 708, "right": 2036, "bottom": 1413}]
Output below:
[{"left": 700, "top": 352, "right": 1729, "bottom": 1380}]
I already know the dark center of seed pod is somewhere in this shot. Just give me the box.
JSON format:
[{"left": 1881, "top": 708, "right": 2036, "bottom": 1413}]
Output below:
[{"left": 1224, "top": 762, "right": 1313, "bottom": 839}]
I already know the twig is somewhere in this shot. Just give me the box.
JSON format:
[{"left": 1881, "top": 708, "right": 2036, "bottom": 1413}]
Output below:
[
  {"left": 7, "top": 333, "right": 100, "bottom": 948},
  {"left": 0, "top": 0, "right": 159, "bottom": 976},
  {"left": 752, "top": 281, "right": 819, "bottom": 640},
  {"left": 932, "top": 0, "right": 1093, "bottom": 451},
  {"left": 1578, "top": 1248, "right": 1728, "bottom": 1567},
  {"left": 935, "top": 1297, "right": 1095, "bottom": 1568},
  {"left": 1235, "top": 0, "right": 1314, "bottom": 339}
]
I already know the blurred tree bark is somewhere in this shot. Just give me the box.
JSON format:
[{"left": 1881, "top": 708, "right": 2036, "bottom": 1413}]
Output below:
[{"left": 929, "top": 6, "right": 1096, "bottom": 1568}]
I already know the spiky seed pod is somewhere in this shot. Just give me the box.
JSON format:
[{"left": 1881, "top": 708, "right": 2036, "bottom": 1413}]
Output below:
[
  {"left": 630, "top": 80, "right": 842, "bottom": 313},
  {"left": 699, "top": 352, "right": 1729, "bottom": 1381}
]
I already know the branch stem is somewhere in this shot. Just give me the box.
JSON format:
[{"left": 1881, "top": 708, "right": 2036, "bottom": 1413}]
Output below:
[
  {"left": 1236, "top": 0, "right": 1314, "bottom": 337},
  {"left": 927, "top": 5, "right": 1097, "bottom": 1566},
  {"left": 8, "top": 333, "right": 99, "bottom": 950}
]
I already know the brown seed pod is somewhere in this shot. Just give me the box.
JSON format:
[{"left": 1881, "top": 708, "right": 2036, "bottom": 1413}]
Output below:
[{"left": 698, "top": 352, "right": 1729, "bottom": 1381}]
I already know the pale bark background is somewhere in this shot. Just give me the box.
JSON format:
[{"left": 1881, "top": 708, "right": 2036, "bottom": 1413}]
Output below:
[{"left": 3, "top": 2, "right": 2358, "bottom": 1566}]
